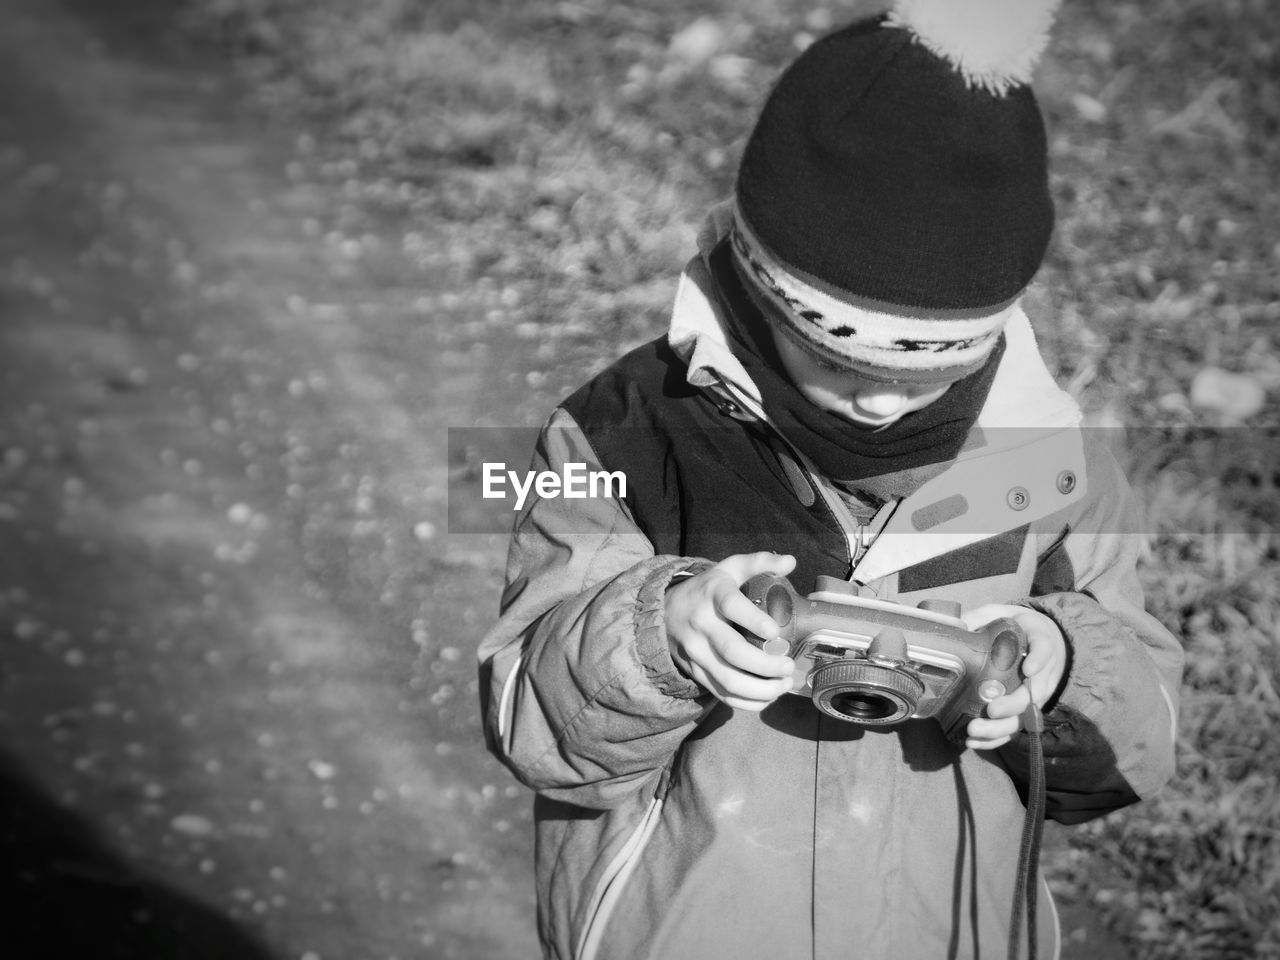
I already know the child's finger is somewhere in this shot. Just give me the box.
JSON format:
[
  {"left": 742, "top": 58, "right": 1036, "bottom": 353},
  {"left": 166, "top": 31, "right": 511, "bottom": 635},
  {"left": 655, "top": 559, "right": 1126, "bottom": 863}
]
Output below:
[
  {"left": 721, "top": 692, "right": 784, "bottom": 713},
  {"left": 983, "top": 683, "right": 1030, "bottom": 721},
  {"left": 965, "top": 714, "right": 1019, "bottom": 749},
  {"left": 716, "top": 584, "right": 784, "bottom": 642},
  {"left": 1021, "top": 626, "right": 1059, "bottom": 676},
  {"left": 697, "top": 662, "right": 790, "bottom": 704},
  {"left": 683, "top": 660, "right": 747, "bottom": 709},
  {"left": 1027, "top": 669, "right": 1061, "bottom": 709},
  {"left": 714, "top": 670, "right": 794, "bottom": 705},
  {"left": 703, "top": 618, "right": 795, "bottom": 680},
  {"left": 686, "top": 635, "right": 793, "bottom": 704},
  {"left": 1022, "top": 640, "right": 1064, "bottom": 707},
  {"left": 717, "top": 551, "right": 797, "bottom": 585},
  {"left": 966, "top": 733, "right": 1014, "bottom": 751}
]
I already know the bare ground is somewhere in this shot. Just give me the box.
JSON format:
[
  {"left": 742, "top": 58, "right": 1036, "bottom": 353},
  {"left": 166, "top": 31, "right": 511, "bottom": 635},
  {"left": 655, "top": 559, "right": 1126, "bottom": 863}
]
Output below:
[
  {"left": 0, "top": 1, "right": 1134, "bottom": 958},
  {"left": 0, "top": 1, "right": 537, "bottom": 957}
]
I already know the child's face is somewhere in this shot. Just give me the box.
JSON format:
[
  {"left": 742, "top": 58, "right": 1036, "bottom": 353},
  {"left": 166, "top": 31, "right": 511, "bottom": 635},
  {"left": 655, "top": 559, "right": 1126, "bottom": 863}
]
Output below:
[{"left": 769, "top": 327, "right": 956, "bottom": 427}]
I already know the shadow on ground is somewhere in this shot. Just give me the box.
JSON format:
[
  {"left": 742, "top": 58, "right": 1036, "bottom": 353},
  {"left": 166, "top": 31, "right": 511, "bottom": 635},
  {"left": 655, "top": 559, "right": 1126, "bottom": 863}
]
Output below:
[{"left": 0, "top": 747, "right": 277, "bottom": 960}]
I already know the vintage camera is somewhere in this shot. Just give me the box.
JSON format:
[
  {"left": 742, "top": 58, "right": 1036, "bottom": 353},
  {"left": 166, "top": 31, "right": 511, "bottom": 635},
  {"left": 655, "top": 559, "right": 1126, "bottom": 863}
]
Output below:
[{"left": 741, "top": 574, "right": 1027, "bottom": 742}]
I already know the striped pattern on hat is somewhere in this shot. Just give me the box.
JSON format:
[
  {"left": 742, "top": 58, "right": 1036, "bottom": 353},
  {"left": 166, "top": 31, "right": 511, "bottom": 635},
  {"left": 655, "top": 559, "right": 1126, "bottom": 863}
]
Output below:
[{"left": 730, "top": 208, "right": 1016, "bottom": 382}]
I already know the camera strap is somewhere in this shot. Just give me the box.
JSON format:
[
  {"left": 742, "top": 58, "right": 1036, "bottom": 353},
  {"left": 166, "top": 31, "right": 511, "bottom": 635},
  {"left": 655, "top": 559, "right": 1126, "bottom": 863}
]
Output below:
[{"left": 1009, "top": 698, "right": 1046, "bottom": 960}]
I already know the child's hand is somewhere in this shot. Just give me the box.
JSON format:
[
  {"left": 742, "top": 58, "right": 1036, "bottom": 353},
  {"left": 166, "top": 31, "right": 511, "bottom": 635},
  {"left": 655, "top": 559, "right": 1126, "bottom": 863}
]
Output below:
[
  {"left": 959, "top": 605, "right": 1067, "bottom": 751},
  {"left": 665, "top": 552, "right": 798, "bottom": 711}
]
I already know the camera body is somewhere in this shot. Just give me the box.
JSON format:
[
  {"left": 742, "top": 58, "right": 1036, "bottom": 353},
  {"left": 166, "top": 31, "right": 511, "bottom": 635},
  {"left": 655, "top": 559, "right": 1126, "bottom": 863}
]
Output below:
[{"left": 741, "top": 574, "right": 1027, "bottom": 742}]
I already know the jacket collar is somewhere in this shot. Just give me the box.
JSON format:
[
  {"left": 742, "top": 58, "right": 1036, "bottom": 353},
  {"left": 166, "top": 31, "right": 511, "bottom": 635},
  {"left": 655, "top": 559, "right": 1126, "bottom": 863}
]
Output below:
[{"left": 666, "top": 206, "right": 1087, "bottom": 581}]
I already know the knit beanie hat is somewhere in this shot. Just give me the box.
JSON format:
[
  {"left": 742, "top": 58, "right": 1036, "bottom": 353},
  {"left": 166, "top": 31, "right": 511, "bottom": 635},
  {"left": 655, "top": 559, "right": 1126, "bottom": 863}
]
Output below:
[{"left": 733, "top": 0, "right": 1060, "bottom": 383}]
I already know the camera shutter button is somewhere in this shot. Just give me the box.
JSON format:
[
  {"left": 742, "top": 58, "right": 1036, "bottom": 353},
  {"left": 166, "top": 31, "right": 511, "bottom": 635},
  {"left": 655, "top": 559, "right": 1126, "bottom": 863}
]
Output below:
[
  {"left": 762, "top": 637, "right": 791, "bottom": 657},
  {"left": 978, "top": 679, "right": 1007, "bottom": 702}
]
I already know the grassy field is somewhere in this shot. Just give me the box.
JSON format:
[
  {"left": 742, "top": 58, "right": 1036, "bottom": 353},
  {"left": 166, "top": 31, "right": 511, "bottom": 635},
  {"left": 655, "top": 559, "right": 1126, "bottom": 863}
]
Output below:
[{"left": 176, "top": 0, "right": 1279, "bottom": 955}]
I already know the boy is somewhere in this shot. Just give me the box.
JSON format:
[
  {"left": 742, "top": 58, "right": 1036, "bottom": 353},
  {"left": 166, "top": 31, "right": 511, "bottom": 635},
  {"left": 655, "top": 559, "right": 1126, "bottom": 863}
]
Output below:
[{"left": 479, "top": 4, "right": 1183, "bottom": 958}]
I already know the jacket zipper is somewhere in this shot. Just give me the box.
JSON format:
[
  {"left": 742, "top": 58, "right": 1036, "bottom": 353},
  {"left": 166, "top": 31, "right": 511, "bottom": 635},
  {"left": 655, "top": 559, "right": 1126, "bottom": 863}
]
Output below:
[
  {"left": 574, "top": 792, "right": 666, "bottom": 960},
  {"left": 710, "top": 376, "right": 871, "bottom": 571},
  {"left": 775, "top": 436, "right": 883, "bottom": 570}
]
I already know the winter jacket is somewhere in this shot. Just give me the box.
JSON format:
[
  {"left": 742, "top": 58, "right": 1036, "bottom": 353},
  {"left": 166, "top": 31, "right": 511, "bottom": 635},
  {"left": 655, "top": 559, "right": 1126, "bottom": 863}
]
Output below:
[{"left": 478, "top": 218, "right": 1183, "bottom": 960}]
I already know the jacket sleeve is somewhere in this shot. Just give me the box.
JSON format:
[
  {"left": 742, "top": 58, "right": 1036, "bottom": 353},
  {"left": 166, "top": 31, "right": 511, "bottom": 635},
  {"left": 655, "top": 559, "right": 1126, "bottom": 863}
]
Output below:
[
  {"left": 477, "top": 408, "right": 715, "bottom": 810},
  {"left": 1000, "top": 434, "right": 1184, "bottom": 824}
]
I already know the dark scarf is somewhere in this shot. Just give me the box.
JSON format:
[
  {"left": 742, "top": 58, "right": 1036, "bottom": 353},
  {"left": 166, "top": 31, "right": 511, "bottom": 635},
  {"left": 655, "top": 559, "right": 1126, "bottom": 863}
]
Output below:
[{"left": 708, "top": 240, "right": 1005, "bottom": 502}]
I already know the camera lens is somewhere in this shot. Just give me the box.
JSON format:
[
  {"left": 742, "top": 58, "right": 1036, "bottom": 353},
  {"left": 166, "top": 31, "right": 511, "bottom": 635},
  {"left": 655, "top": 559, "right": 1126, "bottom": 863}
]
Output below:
[
  {"left": 828, "top": 691, "right": 899, "bottom": 722},
  {"left": 809, "top": 660, "right": 923, "bottom": 725}
]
